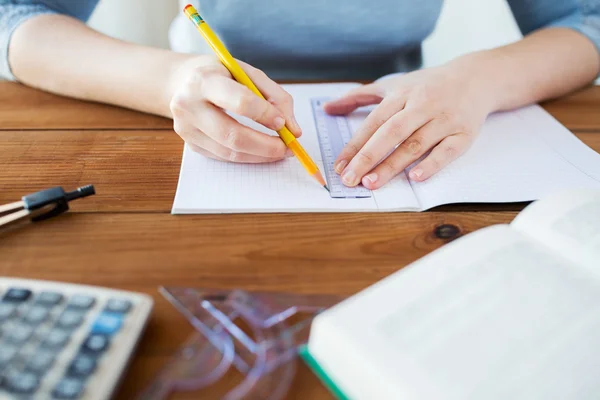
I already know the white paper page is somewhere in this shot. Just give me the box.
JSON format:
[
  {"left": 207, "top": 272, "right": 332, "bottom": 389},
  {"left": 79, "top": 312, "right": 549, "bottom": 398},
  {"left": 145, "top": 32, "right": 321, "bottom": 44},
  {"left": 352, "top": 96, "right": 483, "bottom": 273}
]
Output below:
[
  {"left": 511, "top": 189, "right": 600, "bottom": 271},
  {"left": 172, "top": 83, "right": 419, "bottom": 213},
  {"left": 311, "top": 225, "right": 600, "bottom": 399},
  {"left": 411, "top": 105, "right": 600, "bottom": 210}
]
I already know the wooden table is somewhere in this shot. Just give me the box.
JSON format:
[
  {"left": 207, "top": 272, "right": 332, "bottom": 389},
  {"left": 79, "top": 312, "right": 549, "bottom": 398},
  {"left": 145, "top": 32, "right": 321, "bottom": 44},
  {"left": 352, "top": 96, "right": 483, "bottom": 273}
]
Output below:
[{"left": 1, "top": 82, "right": 599, "bottom": 399}]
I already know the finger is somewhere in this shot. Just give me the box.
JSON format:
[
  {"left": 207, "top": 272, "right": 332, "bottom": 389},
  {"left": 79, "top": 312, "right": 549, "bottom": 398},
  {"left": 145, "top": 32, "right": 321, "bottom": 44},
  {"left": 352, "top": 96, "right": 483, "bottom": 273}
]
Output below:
[
  {"left": 360, "top": 120, "right": 448, "bottom": 189},
  {"left": 334, "top": 94, "right": 406, "bottom": 174},
  {"left": 193, "top": 101, "right": 290, "bottom": 159},
  {"left": 323, "top": 83, "right": 384, "bottom": 115},
  {"left": 340, "top": 106, "right": 431, "bottom": 187},
  {"left": 187, "top": 132, "right": 290, "bottom": 164},
  {"left": 199, "top": 74, "right": 286, "bottom": 132},
  {"left": 409, "top": 134, "right": 471, "bottom": 181},
  {"left": 239, "top": 61, "right": 302, "bottom": 137}
]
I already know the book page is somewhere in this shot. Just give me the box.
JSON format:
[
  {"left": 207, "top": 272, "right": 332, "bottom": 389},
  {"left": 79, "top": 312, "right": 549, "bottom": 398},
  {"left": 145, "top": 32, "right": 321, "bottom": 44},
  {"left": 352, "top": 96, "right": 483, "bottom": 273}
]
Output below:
[
  {"left": 172, "top": 83, "right": 420, "bottom": 213},
  {"left": 310, "top": 225, "right": 600, "bottom": 399},
  {"left": 511, "top": 189, "right": 600, "bottom": 270},
  {"left": 410, "top": 106, "right": 600, "bottom": 210}
]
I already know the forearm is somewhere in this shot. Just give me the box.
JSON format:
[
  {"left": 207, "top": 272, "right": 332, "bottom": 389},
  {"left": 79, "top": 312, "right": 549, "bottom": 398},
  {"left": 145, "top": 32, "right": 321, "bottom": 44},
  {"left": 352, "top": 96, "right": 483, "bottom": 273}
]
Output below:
[
  {"left": 9, "top": 14, "right": 195, "bottom": 118},
  {"left": 449, "top": 27, "right": 600, "bottom": 113}
]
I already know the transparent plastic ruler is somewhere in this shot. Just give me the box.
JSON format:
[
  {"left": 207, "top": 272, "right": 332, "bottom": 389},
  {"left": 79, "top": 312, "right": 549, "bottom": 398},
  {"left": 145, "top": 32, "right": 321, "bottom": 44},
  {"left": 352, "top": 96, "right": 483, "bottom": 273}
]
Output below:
[{"left": 311, "top": 97, "right": 371, "bottom": 198}]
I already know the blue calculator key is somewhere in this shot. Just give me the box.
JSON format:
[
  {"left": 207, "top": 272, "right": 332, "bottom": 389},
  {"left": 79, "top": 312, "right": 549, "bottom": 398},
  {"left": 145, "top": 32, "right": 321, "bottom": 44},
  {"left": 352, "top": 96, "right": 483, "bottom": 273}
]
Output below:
[
  {"left": 36, "top": 291, "right": 63, "bottom": 307},
  {"left": 53, "top": 377, "right": 85, "bottom": 399},
  {"left": 91, "top": 312, "right": 122, "bottom": 335},
  {"left": 3, "top": 288, "right": 32, "bottom": 302},
  {"left": 68, "top": 355, "right": 96, "bottom": 377},
  {"left": 67, "top": 295, "right": 95, "bottom": 310},
  {"left": 104, "top": 298, "right": 132, "bottom": 314},
  {"left": 81, "top": 334, "right": 110, "bottom": 354}
]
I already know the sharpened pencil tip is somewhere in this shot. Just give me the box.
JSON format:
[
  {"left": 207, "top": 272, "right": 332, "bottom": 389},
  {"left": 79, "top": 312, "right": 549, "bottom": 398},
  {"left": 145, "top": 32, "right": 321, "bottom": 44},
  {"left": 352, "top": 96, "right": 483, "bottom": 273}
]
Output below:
[{"left": 324, "top": 185, "right": 330, "bottom": 192}]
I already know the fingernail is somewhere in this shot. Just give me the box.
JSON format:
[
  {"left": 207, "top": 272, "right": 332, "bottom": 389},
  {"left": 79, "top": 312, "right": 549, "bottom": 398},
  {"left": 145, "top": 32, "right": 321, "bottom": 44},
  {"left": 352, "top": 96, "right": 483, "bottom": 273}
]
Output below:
[
  {"left": 334, "top": 160, "right": 347, "bottom": 174},
  {"left": 410, "top": 168, "right": 422, "bottom": 180},
  {"left": 285, "top": 149, "right": 294, "bottom": 157},
  {"left": 342, "top": 170, "right": 357, "bottom": 186},
  {"left": 364, "top": 173, "right": 378, "bottom": 185},
  {"left": 273, "top": 116, "right": 285, "bottom": 130}
]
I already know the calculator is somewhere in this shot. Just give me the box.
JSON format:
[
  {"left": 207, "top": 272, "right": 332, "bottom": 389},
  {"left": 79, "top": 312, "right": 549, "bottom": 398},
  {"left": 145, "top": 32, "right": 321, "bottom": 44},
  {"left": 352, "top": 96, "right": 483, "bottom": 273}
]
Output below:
[{"left": 0, "top": 278, "right": 153, "bottom": 400}]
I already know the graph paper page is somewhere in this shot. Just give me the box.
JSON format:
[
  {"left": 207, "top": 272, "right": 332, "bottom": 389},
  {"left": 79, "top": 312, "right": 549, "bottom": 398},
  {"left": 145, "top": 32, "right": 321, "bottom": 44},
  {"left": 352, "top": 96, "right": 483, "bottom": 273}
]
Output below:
[
  {"left": 172, "top": 83, "right": 420, "bottom": 213},
  {"left": 411, "top": 106, "right": 600, "bottom": 210}
]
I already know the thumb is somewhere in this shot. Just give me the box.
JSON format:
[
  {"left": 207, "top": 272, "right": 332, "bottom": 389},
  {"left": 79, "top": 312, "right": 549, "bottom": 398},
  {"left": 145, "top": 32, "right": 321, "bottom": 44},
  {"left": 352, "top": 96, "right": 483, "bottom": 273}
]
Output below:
[{"left": 323, "top": 83, "right": 384, "bottom": 115}]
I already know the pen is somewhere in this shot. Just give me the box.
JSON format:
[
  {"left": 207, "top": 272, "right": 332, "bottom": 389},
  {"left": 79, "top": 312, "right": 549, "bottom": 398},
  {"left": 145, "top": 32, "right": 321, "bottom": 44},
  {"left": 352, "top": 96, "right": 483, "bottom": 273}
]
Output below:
[{"left": 183, "top": 4, "right": 328, "bottom": 191}]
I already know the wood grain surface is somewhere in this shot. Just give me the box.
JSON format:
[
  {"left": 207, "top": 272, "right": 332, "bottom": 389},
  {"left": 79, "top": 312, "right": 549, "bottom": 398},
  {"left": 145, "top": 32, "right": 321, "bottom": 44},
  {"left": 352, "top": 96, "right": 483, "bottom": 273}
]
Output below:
[{"left": 1, "top": 82, "right": 599, "bottom": 399}]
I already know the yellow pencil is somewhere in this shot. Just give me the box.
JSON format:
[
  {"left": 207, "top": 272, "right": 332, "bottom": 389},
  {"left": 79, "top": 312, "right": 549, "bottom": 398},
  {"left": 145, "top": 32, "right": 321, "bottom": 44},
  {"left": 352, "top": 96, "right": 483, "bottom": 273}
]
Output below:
[{"left": 183, "top": 4, "right": 328, "bottom": 191}]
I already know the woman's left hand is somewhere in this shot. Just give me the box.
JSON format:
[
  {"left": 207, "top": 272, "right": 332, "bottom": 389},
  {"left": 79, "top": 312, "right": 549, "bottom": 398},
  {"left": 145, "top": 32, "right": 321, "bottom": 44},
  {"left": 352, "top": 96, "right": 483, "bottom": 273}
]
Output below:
[{"left": 324, "top": 62, "right": 494, "bottom": 189}]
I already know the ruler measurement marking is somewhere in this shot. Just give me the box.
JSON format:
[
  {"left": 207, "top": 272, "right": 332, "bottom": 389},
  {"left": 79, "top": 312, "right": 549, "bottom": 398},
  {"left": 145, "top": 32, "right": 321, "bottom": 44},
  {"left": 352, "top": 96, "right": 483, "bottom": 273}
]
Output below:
[{"left": 311, "top": 97, "right": 372, "bottom": 199}]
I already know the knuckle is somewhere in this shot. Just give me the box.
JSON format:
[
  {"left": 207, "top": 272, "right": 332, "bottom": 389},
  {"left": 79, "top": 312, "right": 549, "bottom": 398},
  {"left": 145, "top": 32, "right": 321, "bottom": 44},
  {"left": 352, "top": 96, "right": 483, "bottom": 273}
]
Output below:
[
  {"left": 437, "top": 111, "right": 453, "bottom": 124},
  {"left": 429, "top": 157, "right": 441, "bottom": 171},
  {"left": 225, "top": 127, "right": 241, "bottom": 149},
  {"left": 192, "top": 65, "right": 224, "bottom": 92},
  {"left": 169, "top": 94, "right": 188, "bottom": 116},
  {"left": 280, "top": 92, "right": 293, "bottom": 106},
  {"left": 227, "top": 150, "right": 240, "bottom": 162},
  {"left": 356, "top": 150, "right": 376, "bottom": 165},
  {"left": 257, "top": 102, "right": 272, "bottom": 123},
  {"left": 266, "top": 144, "right": 284, "bottom": 158},
  {"left": 380, "top": 158, "right": 400, "bottom": 176},
  {"left": 345, "top": 142, "right": 361, "bottom": 156},
  {"left": 234, "top": 94, "right": 254, "bottom": 116},
  {"left": 402, "top": 138, "right": 423, "bottom": 155},
  {"left": 382, "top": 123, "right": 402, "bottom": 140},
  {"left": 444, "top": 144, "right": 458, "bottom": 159}
]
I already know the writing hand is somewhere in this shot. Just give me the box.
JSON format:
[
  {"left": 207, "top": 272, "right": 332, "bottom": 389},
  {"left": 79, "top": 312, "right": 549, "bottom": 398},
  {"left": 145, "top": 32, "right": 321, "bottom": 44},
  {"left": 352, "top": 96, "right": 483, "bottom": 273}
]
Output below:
[{"left": 169, "top": 57, "right": 301, "bottom": 163}]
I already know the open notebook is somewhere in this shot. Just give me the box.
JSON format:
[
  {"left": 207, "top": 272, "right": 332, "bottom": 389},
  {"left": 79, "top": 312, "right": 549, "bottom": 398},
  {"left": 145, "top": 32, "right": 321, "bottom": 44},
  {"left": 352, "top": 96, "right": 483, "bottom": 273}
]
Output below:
[
  {"left": 172, "top": 82, "right": 600, "bottom": 213},
  {"left": 304, "top": 190, "right": 600, "bottom": 399}
]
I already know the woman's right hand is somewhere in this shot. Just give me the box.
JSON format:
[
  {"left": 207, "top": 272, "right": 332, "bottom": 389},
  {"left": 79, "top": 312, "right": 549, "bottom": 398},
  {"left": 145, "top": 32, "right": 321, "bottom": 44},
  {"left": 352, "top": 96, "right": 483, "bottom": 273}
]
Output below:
[{"left": 168, "top": 56, "right": 302, "bottom": 163}]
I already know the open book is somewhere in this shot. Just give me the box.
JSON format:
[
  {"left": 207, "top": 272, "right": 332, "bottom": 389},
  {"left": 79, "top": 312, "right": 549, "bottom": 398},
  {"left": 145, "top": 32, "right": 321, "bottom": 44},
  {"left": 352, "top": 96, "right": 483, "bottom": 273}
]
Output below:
[
  {"left": 304, "top": 189, "right": 600, "bottom": 399},
  {"left": 172, "top": 80, "right": 600, "bottom": 213}
]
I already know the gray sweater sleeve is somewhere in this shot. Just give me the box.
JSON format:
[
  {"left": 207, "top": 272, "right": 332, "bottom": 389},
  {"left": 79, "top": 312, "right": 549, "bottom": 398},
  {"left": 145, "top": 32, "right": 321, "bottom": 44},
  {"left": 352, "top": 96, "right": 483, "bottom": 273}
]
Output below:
[
  {"left": 0, "top": 0, "right": 99, "bottom": 81},
  {"left": 507, "top": 0, "right": 600, "bottom": 76}
]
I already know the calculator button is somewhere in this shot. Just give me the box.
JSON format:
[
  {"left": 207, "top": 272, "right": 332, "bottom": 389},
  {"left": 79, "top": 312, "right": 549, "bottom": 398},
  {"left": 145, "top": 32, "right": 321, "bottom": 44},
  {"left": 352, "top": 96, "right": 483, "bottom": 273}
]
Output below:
[
  {"left": 0, "top": 346, "right": 18, "bottom": 368},
  {"left": 104, "top": 298, "right": 132, "bottom": 314},
  {"left": 36, "top": 291, "right": 64, "bottom": 307},
  {"left": 6, "top": 324, "right": 34, "bottom": 344},
  {"left": 81, "top": 334, "right": 110, "bottom": 354},
  {"left": 24, "top": 306, "right": 50, "bottom": 325},
  {"left": 91, "top": 313, "right": 122, "bottom": 336},
  {"left": 25, "top": 350, "right": 55, "bottom": 374},
  {"left": 67, "top": 295, "right": 95, "bottom": 310},
  {"left": 53, "top": 377, "right": 85, "bottom": 399},
  {"left": 68, "top": 354, "right": 97, "bottom": 377},
  {"left": 56, "top": 310, "right": 85, "bottom": 330},
  {"left": 0, "top": 303, "right": 16, "bottom": 322},
  {"left": 4, "top": 371, "right": 39, "bottom": 394},
  {"left": 41, "top": 329, "right": 71, "bottom": 349},
  {"left": 3, "top": 288, "right": 32, "bottom": 303}
]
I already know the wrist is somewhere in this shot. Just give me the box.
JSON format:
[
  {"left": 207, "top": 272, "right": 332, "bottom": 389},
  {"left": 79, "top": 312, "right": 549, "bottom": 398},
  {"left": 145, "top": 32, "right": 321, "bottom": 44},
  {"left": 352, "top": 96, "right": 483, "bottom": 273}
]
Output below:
[{"left": 445, "top": 51, "right": 504, "bottom": 115}]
